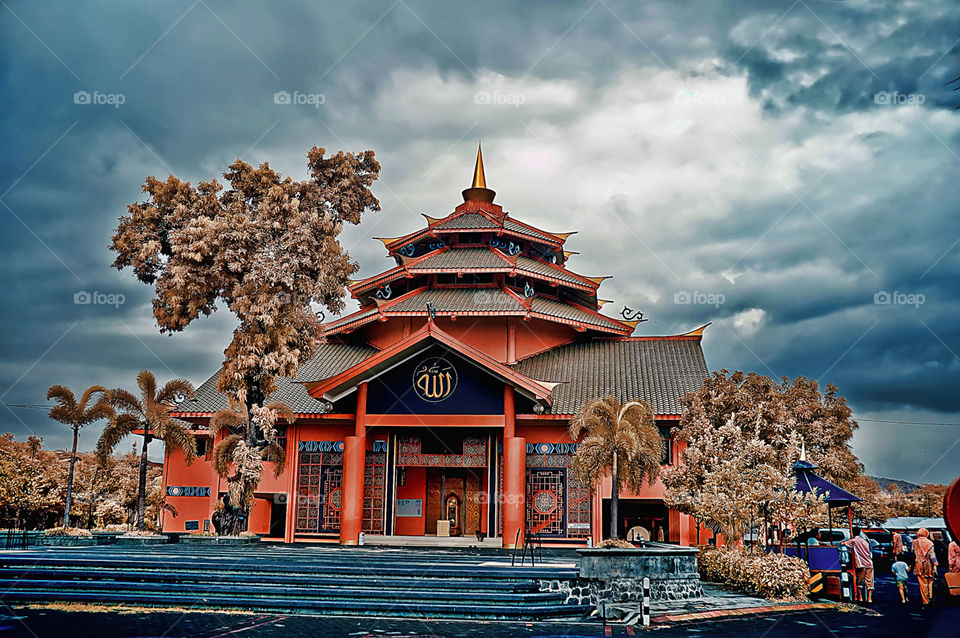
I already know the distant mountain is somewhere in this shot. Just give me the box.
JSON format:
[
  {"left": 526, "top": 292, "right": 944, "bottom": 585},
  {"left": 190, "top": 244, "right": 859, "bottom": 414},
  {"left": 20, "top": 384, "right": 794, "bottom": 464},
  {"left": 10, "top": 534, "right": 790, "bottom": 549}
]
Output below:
[{"left": 870, "top": 476, "right": 921, "bottom": 493}]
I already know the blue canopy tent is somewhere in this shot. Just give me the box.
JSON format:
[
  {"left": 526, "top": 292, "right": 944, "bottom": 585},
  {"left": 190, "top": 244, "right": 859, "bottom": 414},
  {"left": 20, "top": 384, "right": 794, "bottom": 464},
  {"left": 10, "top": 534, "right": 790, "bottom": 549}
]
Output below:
[{"left": 793, "top": 451, "right": 861, "bottom": 540}]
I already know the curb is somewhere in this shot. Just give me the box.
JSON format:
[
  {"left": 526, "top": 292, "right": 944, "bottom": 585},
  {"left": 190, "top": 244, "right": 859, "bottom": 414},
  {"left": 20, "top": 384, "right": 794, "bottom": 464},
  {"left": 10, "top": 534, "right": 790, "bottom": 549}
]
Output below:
[{"left": 651, "top": 601, "right": 838, "bottom": 624}]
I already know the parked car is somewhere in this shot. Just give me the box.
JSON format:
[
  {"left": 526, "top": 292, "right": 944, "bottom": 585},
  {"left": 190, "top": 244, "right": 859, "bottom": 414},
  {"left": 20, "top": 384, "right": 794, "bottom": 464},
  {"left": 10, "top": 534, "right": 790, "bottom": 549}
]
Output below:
[
  {"left": 864, "top": 531, "right": 894, "bottom": 567},
  {"left": 815, "top": 528, "right": 851, "bottom": 546}
]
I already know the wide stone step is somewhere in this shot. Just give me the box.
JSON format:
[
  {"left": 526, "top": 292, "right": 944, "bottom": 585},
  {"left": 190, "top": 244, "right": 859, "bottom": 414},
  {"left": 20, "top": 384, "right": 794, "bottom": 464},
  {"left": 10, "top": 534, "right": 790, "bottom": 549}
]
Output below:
[
  {"left": 0, "top": 578, "right": 558, "bottom": 604},
  {"left": 0, "top": 567, "right": 540, "bottom": 591},
  {"left": 1, "top": 588, "right": 593, "bottom": 619},
  {"left": 0, "top": 555, "right": 576, "bottom": 581}
]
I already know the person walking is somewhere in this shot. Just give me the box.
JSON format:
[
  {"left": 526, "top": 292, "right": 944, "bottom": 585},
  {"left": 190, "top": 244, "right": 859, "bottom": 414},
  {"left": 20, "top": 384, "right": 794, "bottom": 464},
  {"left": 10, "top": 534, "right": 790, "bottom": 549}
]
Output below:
[
  {"left": 913, "top": 528, "right": 938, "bottom": 605},
  {"left": 842, "top": 526, "right": 874, "bottom": 603},
  {"left": 949, "top": 539, "right": 960, "bottom": 573},
  {"left": 891, "top": 557, "right": 911, "bottom": 603},
  {"left": 892, "top": 531, "right": 903, "bottom": 559}
]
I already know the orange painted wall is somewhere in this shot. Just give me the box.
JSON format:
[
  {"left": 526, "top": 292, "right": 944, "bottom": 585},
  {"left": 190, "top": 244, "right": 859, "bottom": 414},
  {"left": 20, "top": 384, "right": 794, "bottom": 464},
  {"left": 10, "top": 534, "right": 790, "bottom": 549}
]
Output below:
[
  {"left": 161, "top": 442, "right": 219, "bottom": 533},
  {"left": 248, "top": 496, "right": 272, "bottom": 534},
  {"left": 513, "top": 319, "right": 577, "bottom": 361},
  {"left": 393, "top": 467, "right": 426, "bottom": 535},
  {"left": 360, "top": 316, "right": 577, "bottom": 364}
]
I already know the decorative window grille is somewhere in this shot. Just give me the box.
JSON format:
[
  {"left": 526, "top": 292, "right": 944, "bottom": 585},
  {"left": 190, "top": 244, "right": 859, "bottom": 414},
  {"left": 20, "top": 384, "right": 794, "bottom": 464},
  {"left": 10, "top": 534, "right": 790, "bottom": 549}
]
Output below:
[
  {"left": 363, "top": 449, "right": 386, "bottom": 533},
  {"left": 295, "top": 451, "right": 342, "bottom": 533}
]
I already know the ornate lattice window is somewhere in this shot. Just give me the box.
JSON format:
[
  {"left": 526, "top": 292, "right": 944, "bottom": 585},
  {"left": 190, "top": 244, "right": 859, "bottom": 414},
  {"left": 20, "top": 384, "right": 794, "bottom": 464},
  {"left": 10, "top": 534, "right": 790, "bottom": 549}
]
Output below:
[
  {"left": 363, "top": 449, "right": 386, "bottom": 534},
  {"left": 525, "top": 450, "right": 592, "bottom": 538},
  {"left": 295, "top": 451, "right": 342, "bottom": 533},
  {"left": 526, "top": 468, "right": 565, "bottom": 536}
]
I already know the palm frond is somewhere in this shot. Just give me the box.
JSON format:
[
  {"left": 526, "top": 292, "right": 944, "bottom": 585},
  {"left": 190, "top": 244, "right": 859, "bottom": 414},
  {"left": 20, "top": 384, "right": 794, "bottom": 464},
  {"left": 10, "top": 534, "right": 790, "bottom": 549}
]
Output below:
[
  {"left": 261, "top": 441, "right": 287, "bottom": 477},
  {"left": 265, "top": 401, "right": 295, "bottom": 423},
  {"left": 46, "top": 385, "right": 77, "bottom": 420},
  {"left": 160, "top": 420, "right": 198, "bottom": 466},
  {"left": 156, "top": 378, "right": 195, "bottom": 405},
  {"left": 136, "top": 370, "right": 157, "bottom": 405},
  {"left": 77, "top": 385, "right": 110, "bottom": 411},
  {"left": 109, "top": 388, "right": 144, "bottom": 415},
  {"left": 96, "top": 414, "right": 141, "bottom": 463},
  {"left": 210, "top": 408, "right": 246, "bottom": 435},
  {"left": 214, "top": 434, "right": 242, "bottom": 476}
]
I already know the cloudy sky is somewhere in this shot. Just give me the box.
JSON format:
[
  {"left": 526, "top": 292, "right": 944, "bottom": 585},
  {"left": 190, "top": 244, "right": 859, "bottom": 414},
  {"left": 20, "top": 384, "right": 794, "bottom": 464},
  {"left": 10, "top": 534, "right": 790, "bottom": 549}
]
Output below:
[{"left": 1, "top": 0, "right": 958, "bottom": 484}]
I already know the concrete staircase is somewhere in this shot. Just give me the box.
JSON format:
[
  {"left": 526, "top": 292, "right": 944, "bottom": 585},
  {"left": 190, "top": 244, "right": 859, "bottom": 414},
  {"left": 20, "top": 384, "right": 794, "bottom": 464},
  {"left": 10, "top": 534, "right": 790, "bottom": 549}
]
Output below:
[{"left": 0, "top": 545, "right": 591, "bottom": 620}]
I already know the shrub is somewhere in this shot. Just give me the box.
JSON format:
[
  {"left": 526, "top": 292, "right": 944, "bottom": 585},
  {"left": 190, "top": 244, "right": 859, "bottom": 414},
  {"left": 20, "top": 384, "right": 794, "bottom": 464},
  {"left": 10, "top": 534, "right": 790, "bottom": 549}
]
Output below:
[
  {"left": 698, "top": 547, "right": 809, "bottom": 600},
  {"left": 42, "top": 526, "right": 93, "bottom": 537},
  {"left": 597, "top": 538, "right": 635, "bottom": 548}
]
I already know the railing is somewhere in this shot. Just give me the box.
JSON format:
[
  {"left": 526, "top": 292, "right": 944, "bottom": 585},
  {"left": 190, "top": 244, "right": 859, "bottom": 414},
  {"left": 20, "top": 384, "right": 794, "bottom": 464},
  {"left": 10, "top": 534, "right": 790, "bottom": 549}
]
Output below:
[
  {"left": 510, "top": 526, "right": 543, "bottom": 567},
  {"left": 5, "top": 528, "right": 28, "bottom": 550}
]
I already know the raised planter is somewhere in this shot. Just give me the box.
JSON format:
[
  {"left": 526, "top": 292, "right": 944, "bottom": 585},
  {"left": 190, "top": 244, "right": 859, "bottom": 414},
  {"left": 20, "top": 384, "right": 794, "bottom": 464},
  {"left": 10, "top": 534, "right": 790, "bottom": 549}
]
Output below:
[
  {"left": 35, "top": 534, "right": 97, "bottom": 547},
  {"left": 547, "top": 542, "right": 703, "bottom": 605},
  {"left": 179, "top": 534, "right": 261, "bottom": 545},
  {"left": 115, "top": 534, "right": 169, "bottom": 546}
]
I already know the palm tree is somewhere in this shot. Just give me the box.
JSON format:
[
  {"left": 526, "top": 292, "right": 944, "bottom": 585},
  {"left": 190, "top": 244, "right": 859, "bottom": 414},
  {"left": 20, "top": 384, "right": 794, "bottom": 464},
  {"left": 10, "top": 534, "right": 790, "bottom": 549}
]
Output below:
[
  {"left": 208, "top": 400, "right": 293, "bottom": 535},
  {"left": 97, "top": 370, "right": 197, "bottom": 531},
  {"left": 568, "top": 396, "right": 664, "bottom": 540},
  {"left": 46, "top": 384, "right": 113, "bottom": 528}
]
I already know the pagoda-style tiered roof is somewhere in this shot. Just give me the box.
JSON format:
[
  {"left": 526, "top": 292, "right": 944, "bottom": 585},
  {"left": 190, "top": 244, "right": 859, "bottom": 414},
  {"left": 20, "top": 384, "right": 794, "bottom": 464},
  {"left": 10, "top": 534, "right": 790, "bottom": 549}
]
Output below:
[
  {"left": 330, "top": 145, "right": 636, "bottom": 337},
  {"left": 172, "top": 146, "right": 711, "bottom": 421}
]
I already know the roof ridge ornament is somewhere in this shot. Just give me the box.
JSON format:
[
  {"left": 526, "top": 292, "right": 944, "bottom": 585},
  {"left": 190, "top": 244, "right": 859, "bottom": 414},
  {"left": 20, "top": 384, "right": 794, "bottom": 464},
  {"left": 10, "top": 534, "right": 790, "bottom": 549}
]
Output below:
[{"left": 461, "top": 143, "right": 497, "bottom": 203}]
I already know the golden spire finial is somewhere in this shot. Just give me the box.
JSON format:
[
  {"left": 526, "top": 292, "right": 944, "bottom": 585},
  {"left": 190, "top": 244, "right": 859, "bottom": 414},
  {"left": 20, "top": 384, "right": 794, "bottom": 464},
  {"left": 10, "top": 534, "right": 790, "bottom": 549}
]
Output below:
[
  {"left": 471, "top": 143, "right": 486, "bottom": 189},
  {"left": 461, "top": 142, "right": 496, "bottom": 203}
]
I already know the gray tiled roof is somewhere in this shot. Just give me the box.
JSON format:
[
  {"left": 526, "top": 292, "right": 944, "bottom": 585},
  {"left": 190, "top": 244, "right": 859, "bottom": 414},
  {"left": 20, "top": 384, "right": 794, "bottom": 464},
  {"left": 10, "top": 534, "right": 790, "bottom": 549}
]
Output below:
[
  {"left": 410, "top": 247, "right": 508, "bottom": 271},
  {"left": 503, "top": 218, "right": 556, "bottom": 243},
  {"left": 435, "top": 212, "right": 500, "bottom": 230},
  {"left": 387, "top": 287, "right": 527, "bottom": 314},
  {"left": 178, "top": 342, "right": 377, "bottom": 415},
  {"left": 512, "top": 339, "right": 709, "bottom": 415},
  {"left": 530, "top": 297, "right": 625, "bottom": 331},
  {"left": 515, "top": 256, "right": 588, "bottom": 287}
]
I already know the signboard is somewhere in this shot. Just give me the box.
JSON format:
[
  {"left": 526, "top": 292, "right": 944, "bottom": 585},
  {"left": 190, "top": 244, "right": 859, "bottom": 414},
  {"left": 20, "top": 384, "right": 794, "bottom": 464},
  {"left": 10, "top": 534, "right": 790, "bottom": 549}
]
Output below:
[
  {"left": 166, "top": 486, "right": 211, "bottom": 497},
  {"left": 184, "top": 520, "right": 200, "bottom": 531},
  {"left": 396, "top": 499, "right": 423, "bottom": 518}
]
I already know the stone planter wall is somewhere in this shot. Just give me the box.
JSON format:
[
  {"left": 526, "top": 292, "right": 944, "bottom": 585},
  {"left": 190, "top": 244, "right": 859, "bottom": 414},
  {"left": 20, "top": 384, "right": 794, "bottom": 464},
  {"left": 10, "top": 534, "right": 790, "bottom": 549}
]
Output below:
[
  {"left": 35, "top": 535, "right": 97, "bottom": 547},
  {"left": 179, "top": 534, "right": 261, "bottom": 545},
  {"left": 116, "top": 534, "right": 169, "bottom": 545},
  {"left": 542, "top": 543, "right": 703, "bottom": 607}
]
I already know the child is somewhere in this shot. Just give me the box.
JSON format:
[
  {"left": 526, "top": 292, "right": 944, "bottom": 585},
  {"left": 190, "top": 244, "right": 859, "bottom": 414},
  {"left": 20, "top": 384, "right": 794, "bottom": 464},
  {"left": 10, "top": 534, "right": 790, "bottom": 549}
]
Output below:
[{"left": 892, "top": 557, "right": 910, "bottom": 603}]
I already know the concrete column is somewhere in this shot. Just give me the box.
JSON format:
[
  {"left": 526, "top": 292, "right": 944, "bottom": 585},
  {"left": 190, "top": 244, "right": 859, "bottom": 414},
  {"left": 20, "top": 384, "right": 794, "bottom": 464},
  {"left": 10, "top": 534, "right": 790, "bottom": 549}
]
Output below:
[
  {"left": 340, "top": 383, "right": 367, "bottom": 546},
  {"left": 283, "top": 422, "right": 299, "bottom": 543},
  {"left": 502, "top": 436, "right": 526, "bottom": 548}
]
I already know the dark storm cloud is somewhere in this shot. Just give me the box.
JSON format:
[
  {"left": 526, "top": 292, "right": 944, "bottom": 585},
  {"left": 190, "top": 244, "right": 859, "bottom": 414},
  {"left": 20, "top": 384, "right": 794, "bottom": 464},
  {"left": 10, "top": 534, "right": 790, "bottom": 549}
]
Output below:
[{"left": 1, "top": 0, "right": 958, "bottom": 483}]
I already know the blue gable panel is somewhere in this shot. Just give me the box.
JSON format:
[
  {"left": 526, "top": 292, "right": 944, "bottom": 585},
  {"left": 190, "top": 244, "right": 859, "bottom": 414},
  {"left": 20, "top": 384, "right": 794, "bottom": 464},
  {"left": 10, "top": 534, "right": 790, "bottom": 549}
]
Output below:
[{"left": 365, "top": 346, "right": 505, "bottom": 415}]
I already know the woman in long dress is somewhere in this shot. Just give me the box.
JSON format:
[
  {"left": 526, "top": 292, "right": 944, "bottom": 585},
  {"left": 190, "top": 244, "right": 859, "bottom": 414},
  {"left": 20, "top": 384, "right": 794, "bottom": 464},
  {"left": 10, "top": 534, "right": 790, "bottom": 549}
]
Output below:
[
  {"left": 913, "top": 528, "right": 938, "bottom": 604},
  {"left": 949, "top": 539, "right": 960, "bottom": 573}
]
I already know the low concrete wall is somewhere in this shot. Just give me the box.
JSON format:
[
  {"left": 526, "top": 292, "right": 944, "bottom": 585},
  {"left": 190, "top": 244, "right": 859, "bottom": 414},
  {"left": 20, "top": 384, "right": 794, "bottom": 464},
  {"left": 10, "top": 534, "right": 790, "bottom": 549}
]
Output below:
[{"left": 540, "top": 543, "right": 703, "bottom": 606}]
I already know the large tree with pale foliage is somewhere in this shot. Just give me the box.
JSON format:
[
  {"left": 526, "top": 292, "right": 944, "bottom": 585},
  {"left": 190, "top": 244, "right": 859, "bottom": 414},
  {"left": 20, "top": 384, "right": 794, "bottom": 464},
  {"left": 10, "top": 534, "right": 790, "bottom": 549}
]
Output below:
[
  {"left": 110, "top": 147, "right": 380, "bottom": 531},
  {"left": 664, "top": 371, "right": 861, "bottom": 545},
  {"left": 568, "top": 397, "right": 664, "bottom": 540}
]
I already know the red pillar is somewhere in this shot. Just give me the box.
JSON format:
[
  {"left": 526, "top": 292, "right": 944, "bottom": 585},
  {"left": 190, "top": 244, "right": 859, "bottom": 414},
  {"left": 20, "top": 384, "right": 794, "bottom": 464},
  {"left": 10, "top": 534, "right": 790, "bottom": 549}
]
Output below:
[
  {"left": 340, "top": 383, "right": 367, "bottom": 545},
  {"left": 502, "top": 385, "right": 526, "bottom": 548},
  {"left": 283, "top": 422, "right": 299, "bottom": 543}
]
